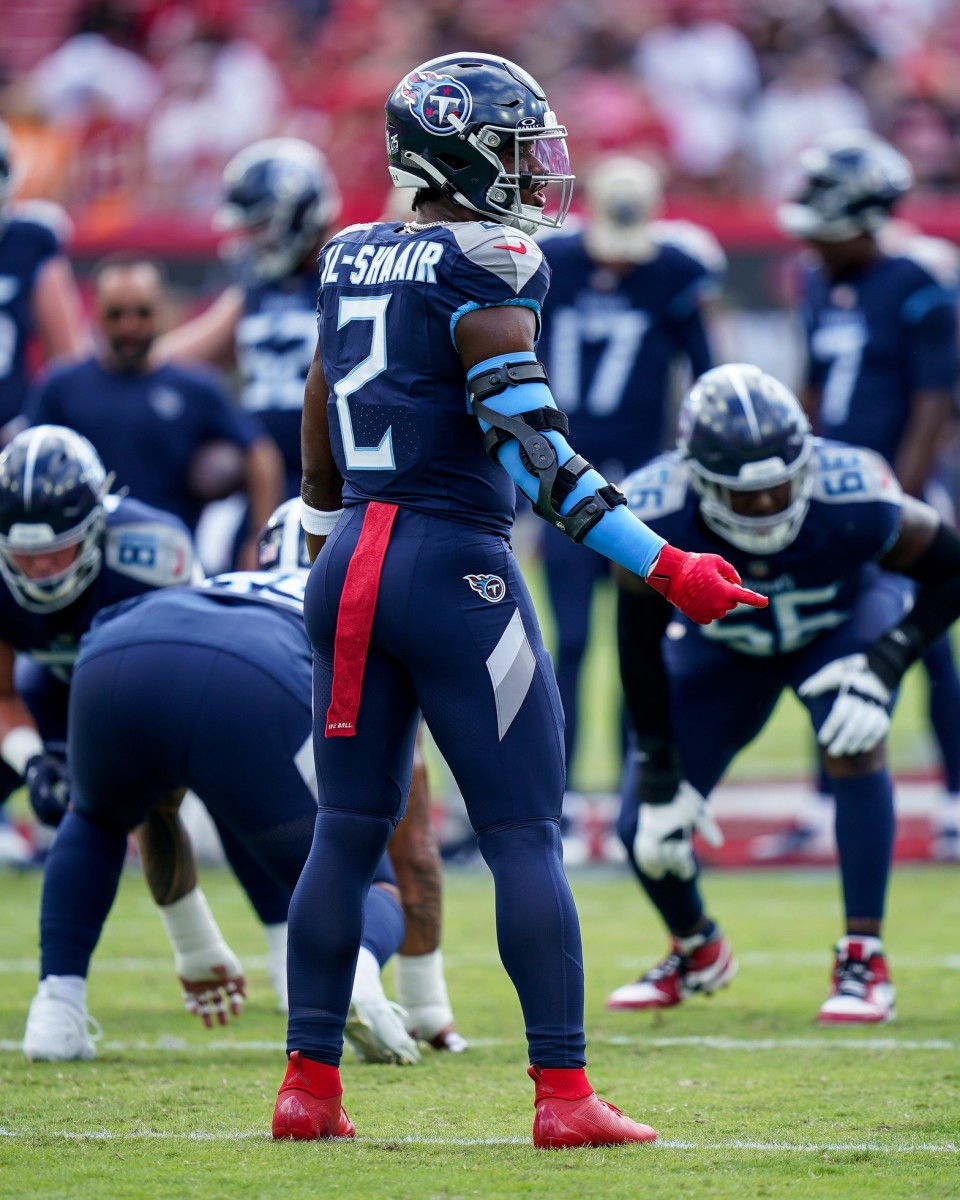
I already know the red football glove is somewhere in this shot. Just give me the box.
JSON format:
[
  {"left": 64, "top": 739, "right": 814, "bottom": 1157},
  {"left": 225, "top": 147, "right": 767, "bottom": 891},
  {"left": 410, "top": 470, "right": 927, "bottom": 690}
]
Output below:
[{"left": 645, "top": 544, "right": 768, "bottom": 625}]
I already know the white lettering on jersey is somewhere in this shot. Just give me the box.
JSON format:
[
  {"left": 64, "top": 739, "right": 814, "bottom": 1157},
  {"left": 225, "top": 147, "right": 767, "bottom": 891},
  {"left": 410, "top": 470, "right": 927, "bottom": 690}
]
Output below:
[
  {"left": 622, "top": 454, "right": 690, "bottom": 521},
  {"left": 812, "top": 443, "right": 903, "bottom": 507},
  {"left": 200, "top": 568, "right": 308, "bottom": 615},
  {"left": 236, "top": 309, "right": 317, "bottom": 413},
  {"left": 104, "top": 521, "right": 194, "bottom": 587},
  {"left": 332, "top": 239, "right": 443, "bottom": 288}
]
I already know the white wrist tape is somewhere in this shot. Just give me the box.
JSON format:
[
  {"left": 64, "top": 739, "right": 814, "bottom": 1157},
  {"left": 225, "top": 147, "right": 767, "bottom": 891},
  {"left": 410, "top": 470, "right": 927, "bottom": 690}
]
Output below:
[
  {"left": 1, "top": 725, "right": 43, "bottom": 776},
  {"left": 301, "top": 501, "right": 344, "bottom": 536},
  {"left": 157, "top": 887, "right": 239, "bottom": 980}
]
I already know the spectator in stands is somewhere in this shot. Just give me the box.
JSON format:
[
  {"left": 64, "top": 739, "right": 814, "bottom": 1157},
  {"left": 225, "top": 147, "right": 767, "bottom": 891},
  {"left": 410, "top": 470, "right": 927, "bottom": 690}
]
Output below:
[
  {"left": 25, "top": 255, "right": 283, "bottom": 567},
  {"left": 632, "top": 0, "right": 760, "bottom": 189}
]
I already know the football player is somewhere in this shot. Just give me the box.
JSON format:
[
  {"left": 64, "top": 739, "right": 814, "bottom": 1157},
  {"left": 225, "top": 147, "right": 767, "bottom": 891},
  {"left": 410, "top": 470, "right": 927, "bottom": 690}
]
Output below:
[
  {"left": 0, "top": 120, "right": 89, "bottom": 436},
  {"left": 23, "top": 499, "right": 462, "bottom": 1063},
  {"left": 536, "top": 155, "right": 721, "bottom": 785},
  {"left": 0, "top": 425, "right": 294, "bottom": 1007},
  {"left": 275, "top": 51, "right": 767, "bottom": 1148},
  {"left": 772, "top": 129, "right": 960, "bottom": 860},
  {"left": 610, "top": 364, "right": 960, "bottom": 1024},
  {"left": 154, "top": 138, "right": 341, "bottom": 553}
]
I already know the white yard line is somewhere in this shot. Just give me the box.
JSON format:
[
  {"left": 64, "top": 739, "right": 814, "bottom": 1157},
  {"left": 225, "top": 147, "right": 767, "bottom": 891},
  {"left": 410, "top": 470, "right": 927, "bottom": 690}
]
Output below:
[
  {"left": 0, "top": 1128, "right": 955, "bottom": 1152},
  {"left": 2, "top": 1034, "right": 958, "bottom": 1053}
]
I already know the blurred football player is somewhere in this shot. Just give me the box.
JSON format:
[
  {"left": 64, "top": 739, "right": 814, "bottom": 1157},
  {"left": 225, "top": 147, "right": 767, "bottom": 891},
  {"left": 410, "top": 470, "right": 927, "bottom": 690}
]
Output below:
[
  {"left": 0, "top": 425, "right": 295, "bottom": 1006},
  {"left": 274, "top": 51, "right": 767, "bottom": 1148},
  {"left": 536, "top": 155, "right": 721, "bottom": 787},
  {"left": 23, "top": 499, "right": 462, "bottom": 1063},
  {"left": 25, "top": 255, "right": 284, "bottom": 568},
  {"left": 610, "top": 364, "right": 960, "bottom": 1024},
  {"left": 154, "top": 138, "right": 341, "bottom": 555},
  {"left": 772, "top": 129, "right": 960, "bottom": 860},
  {"left": 0, "top": 120, "right": 89, "bottom": 435}
]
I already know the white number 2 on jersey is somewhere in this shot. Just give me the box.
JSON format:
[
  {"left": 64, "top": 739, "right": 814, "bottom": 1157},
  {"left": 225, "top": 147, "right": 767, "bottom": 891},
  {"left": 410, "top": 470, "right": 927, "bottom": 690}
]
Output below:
[{"left": 334, "top": 295, "right": 395, "bottom": 470}]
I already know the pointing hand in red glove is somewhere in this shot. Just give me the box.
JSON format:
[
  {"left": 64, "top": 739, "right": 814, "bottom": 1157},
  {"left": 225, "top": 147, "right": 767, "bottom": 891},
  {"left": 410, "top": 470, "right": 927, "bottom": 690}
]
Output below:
[{"left": 645, "top": 544, "right": 768, "bottom": 625}]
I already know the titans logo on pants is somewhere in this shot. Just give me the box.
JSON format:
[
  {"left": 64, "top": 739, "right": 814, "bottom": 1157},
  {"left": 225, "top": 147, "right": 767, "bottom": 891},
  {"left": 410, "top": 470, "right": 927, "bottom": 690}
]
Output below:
[{"left": 464, "top": 573, "right": 506, "bottom": 603}]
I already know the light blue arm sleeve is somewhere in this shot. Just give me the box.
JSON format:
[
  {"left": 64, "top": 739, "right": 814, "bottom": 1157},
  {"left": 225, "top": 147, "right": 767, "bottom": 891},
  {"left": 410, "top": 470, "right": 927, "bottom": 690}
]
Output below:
[{"left": 467, "top": 352, "right": 666, "bottom": 577}]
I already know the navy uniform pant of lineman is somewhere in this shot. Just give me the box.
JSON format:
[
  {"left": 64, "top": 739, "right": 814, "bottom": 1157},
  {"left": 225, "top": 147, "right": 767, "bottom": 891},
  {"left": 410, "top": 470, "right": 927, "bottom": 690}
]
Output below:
[
  {"left": 40, "top": 637, "right": 395, "bottom": 980},
  {"left": 290, "top": 505, "right": 584, "bottom": 1068}
]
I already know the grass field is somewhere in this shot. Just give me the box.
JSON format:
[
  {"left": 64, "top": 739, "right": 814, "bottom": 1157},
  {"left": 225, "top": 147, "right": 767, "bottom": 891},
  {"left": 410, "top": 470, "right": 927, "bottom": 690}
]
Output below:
[{"left": 2, "top": 863, "right": 958, "bottom": 1199}]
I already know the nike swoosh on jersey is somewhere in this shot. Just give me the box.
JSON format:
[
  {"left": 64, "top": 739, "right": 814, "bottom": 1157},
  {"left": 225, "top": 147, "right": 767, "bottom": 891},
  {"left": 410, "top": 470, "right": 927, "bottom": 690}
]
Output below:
[{"left": 494, "top": 241, "right": 527, "bottom": 255}]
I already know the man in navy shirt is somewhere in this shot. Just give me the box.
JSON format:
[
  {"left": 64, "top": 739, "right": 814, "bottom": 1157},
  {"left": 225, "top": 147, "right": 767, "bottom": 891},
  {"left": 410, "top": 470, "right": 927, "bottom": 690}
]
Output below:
[
  {"left": 536, "top": 155, "right": 721, "bottom": 786},
  {"left": 26, "top": 256, "right": 283, "bottom": 568},
  {"left": 0, "top": 121, "right": 89, "bottom": 437},
  {"left": 771, "top": 129, "right": 960, "bottom": 860},
  {"left": 610, "top": 364, "right": 960, "bottom": 1024},
  {"left": 274, "top": 51, "right": 765, "bottom": 1148}
]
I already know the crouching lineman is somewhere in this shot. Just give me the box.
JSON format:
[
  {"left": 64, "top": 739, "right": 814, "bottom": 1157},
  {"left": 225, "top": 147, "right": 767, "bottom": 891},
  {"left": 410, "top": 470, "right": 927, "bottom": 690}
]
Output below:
[
  {"left": 23, "top": 501, "right": 462, "bottom": 1062},
  {"left": 609, "top": 364, "right": 960, "bottom": 1023},
  {"left": 0, "top": 424, "right": 297, "bottom": 1007}
]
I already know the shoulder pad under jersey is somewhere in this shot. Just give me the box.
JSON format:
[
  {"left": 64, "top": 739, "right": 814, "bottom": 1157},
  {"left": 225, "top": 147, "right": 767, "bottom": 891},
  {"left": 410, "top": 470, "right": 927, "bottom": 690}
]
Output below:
[
  {"left": 648, "top": 219, "right": 727, "bottom": 276},
  {"left": 448, "top": 222, "right": 545, "bottom": 295},
  {"left": 811, "top": 441, "right": 903, "bottom": 507},
  {"left": 103, "top": 506, "right": 194, "bottom": 588},
  {"left": 621, "top": 452, "right": 691, "bottom": 520}
]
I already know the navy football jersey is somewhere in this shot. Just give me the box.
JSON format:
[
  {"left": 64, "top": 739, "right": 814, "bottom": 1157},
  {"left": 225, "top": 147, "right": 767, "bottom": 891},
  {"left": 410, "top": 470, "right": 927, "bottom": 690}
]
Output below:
[
  {"left": 86, "top": 567, "right": 311, "bottom": 697},
  {"left": 317, "top": 220, "right": 550, "bottom": 535},
  {"left": 0, "top": 496, "right": 194, "bottom": 681},
  {"left": 622, "top": 440, "right": 903, "bottom": 656},
  {"left": 235, "top": 268, "right": 319, "bottom": 485},
  {"left": 800, "top": 251, "right": 959, "bottom": 463},
  {"left": 537, "top": 229, "right": 715, "bottom": 474},
  {"left": 25, "top": 357, "right": 263, "bottom": 531},
  {"left": 0, "top": 211, "right": 61, "bottom": 425}
]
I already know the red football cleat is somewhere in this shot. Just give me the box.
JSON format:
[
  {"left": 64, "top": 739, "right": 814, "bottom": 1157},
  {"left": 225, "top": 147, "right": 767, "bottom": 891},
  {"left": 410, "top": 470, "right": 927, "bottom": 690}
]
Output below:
[
  {"left": 528, "top": 1066, "right": 657, "bottom": 1149},
  {"left": 272, "top": 1051, "right": 356, "bottom": 1141}
]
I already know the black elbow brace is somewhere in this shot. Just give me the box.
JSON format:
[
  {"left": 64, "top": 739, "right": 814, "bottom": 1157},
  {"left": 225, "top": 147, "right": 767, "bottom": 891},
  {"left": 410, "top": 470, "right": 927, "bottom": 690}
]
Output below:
[{"left": 468, "top": 360, "right": 627, "bottom": 542}]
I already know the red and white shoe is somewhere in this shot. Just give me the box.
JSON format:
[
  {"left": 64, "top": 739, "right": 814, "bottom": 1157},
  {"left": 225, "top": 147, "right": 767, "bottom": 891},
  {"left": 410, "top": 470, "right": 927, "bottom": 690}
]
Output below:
[
  {"left": 271, "top": 1052, "right": 356, "bottom": 1140},
  {"left": 528, "top": 1066, "right": 657, "bottom": 1149},
  {"left": 606, "top": 931, "right": 737, "bottom": 1010},
  {"left": 818, "top": 936, "right": 895, "bottom": 1025}
]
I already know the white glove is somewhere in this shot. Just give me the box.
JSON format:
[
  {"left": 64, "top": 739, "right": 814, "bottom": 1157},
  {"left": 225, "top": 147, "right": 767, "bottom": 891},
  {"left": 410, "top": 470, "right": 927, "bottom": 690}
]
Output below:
[
  {"left": 798, "top": 653, "right": 891, "bottom": 757},
  {"left": 633, "top": 781, "right": 724, "bottom": 881}
]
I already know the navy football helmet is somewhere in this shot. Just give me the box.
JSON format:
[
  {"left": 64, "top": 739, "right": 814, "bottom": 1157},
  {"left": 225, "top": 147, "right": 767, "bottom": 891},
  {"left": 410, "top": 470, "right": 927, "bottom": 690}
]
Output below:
[
  {"left": 0, "top": 426, "right": 110, "bottom": 612},
  {"left": 216, "top": 138, "right": 342, "bottom": 281},
  {"left": 257, "top": 498, "right": 310, "bottom": 571},
  {"left": 385, "top": 52, "right": 574, "bottom": 235},
  {"left": 778, "top": 130, "right": 913, "bottom": 243},
  {"left": 677, "top": 365, "right": 813, "bottom": 555}
]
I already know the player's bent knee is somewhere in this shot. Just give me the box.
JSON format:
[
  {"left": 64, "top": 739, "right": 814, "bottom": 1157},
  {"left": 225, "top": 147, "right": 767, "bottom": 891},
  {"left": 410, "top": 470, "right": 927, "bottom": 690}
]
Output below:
[{"left": 822, "top": 744, "right": 887, "bottom": 779}]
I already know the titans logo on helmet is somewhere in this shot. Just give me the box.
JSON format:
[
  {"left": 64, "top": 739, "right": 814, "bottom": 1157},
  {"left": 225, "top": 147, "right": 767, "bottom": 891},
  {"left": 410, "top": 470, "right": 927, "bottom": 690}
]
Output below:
[
  {"left": 400, "top": 70, "right": 472, "bottom": 136},
  {"left": 464, "top": 573, "right": 505, "bottom": 602}
]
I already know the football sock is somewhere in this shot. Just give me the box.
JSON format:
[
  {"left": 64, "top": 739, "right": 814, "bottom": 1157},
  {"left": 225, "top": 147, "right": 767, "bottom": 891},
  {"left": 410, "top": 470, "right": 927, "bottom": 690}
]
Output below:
[
  {"left": 360, "top": 884, "right": 405, "bottom": 968},
  {"left": 675, "top": 919, "right": 718, "bottom": 954},
  {"left": 40, "top": 811, "right": 127, "bottom": 979},
  {"left": 635, "top": 870, "right": 705, "bottom": 935},
  {"left": 477, "top": 819, "right": 586, "bottom": 1068},
  {"left": 39, "top": 974, "right": 87, "bottom": 1007},
  {"left": 832, "top": 769, "right": 895, "bottom": 921},
  {"left": 285, "top": 808, "right": 393, "bottom": 1065},
  {"left": 923, "top": 636, "right": 960, "bottom": 793}
]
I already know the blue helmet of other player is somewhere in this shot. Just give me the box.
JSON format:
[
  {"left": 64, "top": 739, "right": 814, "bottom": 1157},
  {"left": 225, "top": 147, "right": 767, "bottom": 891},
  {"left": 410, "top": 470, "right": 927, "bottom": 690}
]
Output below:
[
  {"left": 0, "top": 425, "right": 110, "bottom": 612},
  {"left": 385, "top": 52, "right": 574, "bottom": 235},
  {"left": 257, "top": 498, "right": 310, "bottom": 571},
  {"left": 777, "top": 129, "right": 913, "bottom": 243},
  {"left": 216, "top": 138, "right": 342, "bottom": 281},
  {"left": 678, "top": 364, "right": 814, "bottom": 555}
]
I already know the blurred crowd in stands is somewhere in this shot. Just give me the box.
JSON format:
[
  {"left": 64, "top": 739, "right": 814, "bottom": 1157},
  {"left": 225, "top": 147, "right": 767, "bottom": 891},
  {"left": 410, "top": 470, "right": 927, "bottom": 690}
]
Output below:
[{"left": 1, "top": 0, "right": 959, "bottom": 234}]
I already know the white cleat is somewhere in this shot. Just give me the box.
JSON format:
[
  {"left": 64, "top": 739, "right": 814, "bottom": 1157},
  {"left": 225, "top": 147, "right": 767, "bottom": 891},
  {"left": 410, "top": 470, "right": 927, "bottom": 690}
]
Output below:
[
  {"left": 818, "top": 936, "right": 896, "bottom": 1025},
  {"left": 23, "top": 980, "right": 102, "bottom": 1062},
  {"left": 344, "top": 998, "right": 421, "bottom": 1065}
]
